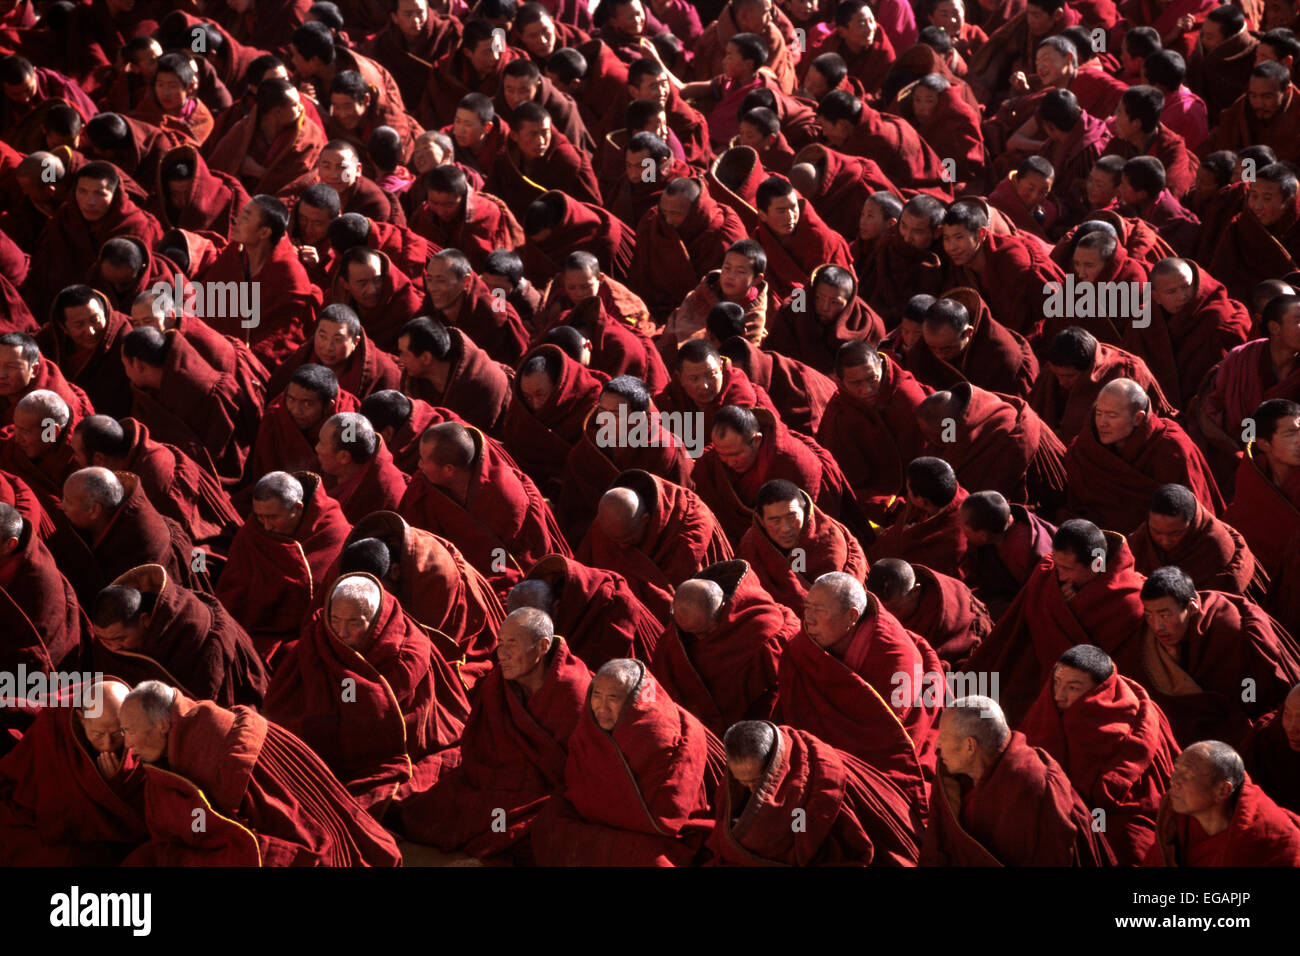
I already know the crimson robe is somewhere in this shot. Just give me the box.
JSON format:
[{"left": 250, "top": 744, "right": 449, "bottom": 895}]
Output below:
[
  {"left": 764, "top": 284, "right": 885, "bottom": 376},
  {"left": 1145, "top": 779, "right": 1300, "bottom": 866},
  {"left": 325, "top": 252, "right": 422, "bottom": 352},
  {"left": 723, "top": 336, "right": 837, "bottom": 436},
  {"left": 206, "top": 106, "right": 327, "bottom": 197},
  {"left": 422, "top": 273, "right": 529, "bottom": 367},
  {"left": 401, "top": 327, "right": 513, "bottom": 437},
  {"left": 267, "top": 330, "right": 401, "bottom": 403},
  {"left": 1029, "top": 342, "right": 1172, "bottom": 443},
  {"left": 1103, "top": 123, "right": 1197, "bottom": 201},
  {"left": 789, "top": 144, "right": 901, "bottom": 240},
  {"left": 867, "top": 227, "right": 946, "bottom": 318},
  {"left": 841, "top": 103, "right": 951, "bottom": 196},
  {"left": 35, "top": 295, "right": 133, "bottom": 419},
  {"left": 892, "top": 565, "right": 992, "bottom": 669},
  {"left": 408, "top": 188, "right": 523, "bottom": 273},
  {"left": 1129, "top": 499, "right": 1264, "bottom": 596},
  {"left": 519, "top": 191, "right": 636, "bottom": 284},
  {"left": 0, "top": 515, "right": 85, "bottom": 676},
  {"left": 1239, "top": 707, "right": 1300, "bottom": 815},
  {"left": 949, "top": 231, "right": 1067, "bottom": 343},
  {"left": 653, "top": 358, "right": 774, "bottom": 440},
  {"left": 327, "top": 438, "right": 409, "bottom": 524},
  {"left": 245, "top": 389, "right": 360, "bottom": 486},
  {"left": 1209, "top": 202, "right": 1300, "bottom": 305},
  {"left": 1224, "top": 446, "right": 1300, "bottom": 581},
  {"left": 385, "top": 398, "right": 463, "bottom": 474},
  {"left": 754, "top": 198, "right": 856, "bottom": 301},
  {"left": 869, "top": 489, "right": 969, "bottom": 579}
]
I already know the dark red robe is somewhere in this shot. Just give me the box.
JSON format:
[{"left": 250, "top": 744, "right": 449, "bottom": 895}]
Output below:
[
  {"left": 1128, "top": 498, "right": 1264, "bottom": 597},
  {"left": 753, "top": 197, "right": 856, "bottom": 300},
  {"left": 892, "top": 564, "right": 992, "bottom": 669},
  {"left": 906, "top": 287, "right": 1038, "bottom": 398},
  {"left": 1145, "top": 779, "right": 1300, "bottom": 866},
  {"left": 1029, "top": 342, "right": 1173, "bottom": 443}
]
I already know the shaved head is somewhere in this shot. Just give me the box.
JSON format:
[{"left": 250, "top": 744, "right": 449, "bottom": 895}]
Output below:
[
  {"left": 672, "top": 578, "right": 725, "bottom": 635},
  {"left": 596, "top": 486, "right": 648, "bottom": 546}
]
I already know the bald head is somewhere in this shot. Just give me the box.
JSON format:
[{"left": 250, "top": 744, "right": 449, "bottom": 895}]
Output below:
[
  {"left": 328, "top": 574, "right": 382, "bottom": 648},
  {"left": 937, "top": 695, "right": 1010, "bottom": 781},
  {"left": 497, "top": 605, "right": 555, "bottom": 686},
  {"left": 1094, "top": 377, "right": 1150, "bottom": 446},
  {"left": 866, "top": 558, "right": 916, "bottom": 605},
  {"left": 596, "top": 486, "right": 648, "bottom": 546},
  {"left": 120, "top": 680, "right": 177, "bottom": 763},
  {"left": 62, "top": 467, "right": 124, "bottom": 531},
  {"left": 78, "top": 678, "right": 132, "bottom": 754},
  {"left": 672, "top": 578, "right": 725, "bottom": 635},
  {"left": 591, "top": 658, "right": 644, "bottom": 731}
]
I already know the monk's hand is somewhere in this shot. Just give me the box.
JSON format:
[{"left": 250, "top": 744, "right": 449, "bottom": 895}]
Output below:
[
  {"left": 638, "top": 37, "right": 663, "bottom": 63},
  {"left": 298, "top": 81, "right": 318, "bottom": 101},
  {"left": 1010, "top": 71, "right": 1030, "bottom": 93},
  {"left": 97, "top": 750, "right": 122, "bottom": 780},
  {"left": 1175, "top": 14, "right": 1196, "bottom": 31},
  {"left": 1058, "top": 579, "right": 1078, "bottom": 601},
  {"left": 299, "top": 244, "right": 320, "bottom": 265}
]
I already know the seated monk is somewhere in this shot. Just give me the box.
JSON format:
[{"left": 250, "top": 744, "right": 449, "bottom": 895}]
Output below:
[
  {"left": 908, "top": 288, "right": 1038, "bottom": 400},
  {"left": 217, "top": 472, "right": 351, "bottom": 665},
  {"left": 750, "top": 176, "right": 855, "bottom": 302},
  {"left": 311, "top": 140, "right": 405, "bottom": 226},
  {"left": 763, "top": 264, "right": 885, "bottom": 377},
  {"left": 868, "top": 558, "right": 991, "bottom": 669},
  {"left": 578, "top": 471, "right": 735, "bottom": 621},
  {"left": 869, "top": 457, "right": 968, "bottom": 578},
  {"left": 150, "top": 143, "right": 248, "bottom": 236},
  {"left": 708, "top": 719, "right": 924, "bottom": 866},
  {"left": 1209, "top": 163, "right": 1300, "bottom": 304},
  {"left": 268, "top": 305, "right": 401, "bottom": 404},
  {"left": 197, "top": 194, "right": 316, "bottom": 368},
  {"left": 694, "top": 404, "right": 869, "bottom": 546},
  {"left": 650, "top": 561, "right": 799, "bottom": 735},
  {"left": 0, "top": 390, "right": 80, "bottom": 513},
  {"left": 38, "top": 284, "right": 132, "bottom": 419},
  {"left": 0, "top": 331, "right": 93, "bottom": 429},
  {"left": 70, "top": 406, "right": 242, "bottom": 554},
  {"left": 968, "top": 519, "right": 1146, "bottom": 724},
  {"left": 532, "top": 658, "right": 724, "bottom": 866},
  {"left": 737, "top": 478, "right": 867, "bottom": 617},
  {"left": 1224, "top": 399, "right": 1300, "bottom": 585},
  {"left": 1119, "top": 567, "right": 1300, "bottom": 748},
  {"left": 1020, "top": 644, "right": 1180, "bottom": 865},
  {"left": 206, "top": 78, "right": 326, "bottom": 197},
  {"left": 509, "top": 554, "right": 662, "bottom": 669},
  {"left": 246, "top": 365, "right": 360, "bottom": 489},
  {"left": 421, "top": 248, "right": 530, "bottom": 367},
  {"left": 493, "top": 56, "right": 594, "bottom": 154},
  {"left": 814, "top": 90, "right": 951, "bottom": 198},
  {"left": 119, "top": 680, "right": 401, "bottom": 865},
  {"left": 921, "top": 695, "right": 1115, "bottom": 865},
  {"left": 1129, "top": 483, "right": 1265, "bottom": 597},
  {"left": 321, "top": 211, "right": 435, "bottom": 294},
  {"left": 488, "top": 101, "right": 601, "bottom": 216},
  {"left": 1036, "top": 89, "right": 1112, "bottom": 228},
  {"left": 940, "top": 198, "right": 1067, "bottom": 343},
  {"left": 1103, "top": 85, "right": 1197, "bottom": 200},
  {"left": 326, "top": 247, "right": 422, "bottom": 352},
  {"left": 59, "top": 467, "right": 211, "bottom": 605},
  {"left": 359, "top": 389, "right": 464, "bottom": 474},
  {"left": 519, "top": 189, "right": 637, "bottom": 287},
  {"left": 89, "top": 568, "right": 267, "bottom": 709},
  {"left": 1145, "top": 740, "right": 1300, "bottom": 866},
  {"left": 817, "top": 342, "right": 929, "bottom": 512},
  {"left": 1030, "top": 326, "right": 1173, "bottom": 443},
  {"left": 785, "top": 144, "right": 901, "bottom": 241},
  {"left": 866, "top": 194, "right": 947, "bottom": 317},
  {"left": 398, "top": 608, "right": 591, "bottom": 862},
  {"left": 0, "top": 502, "right": 86, "bottom": 677},
  {"left": 713, "top": 327, "right": 836, "bottom": 437},
  {"left": 1065, "top": 378, "right": 1224, "bottom": 532},
  {"left": 957, "top": 490, "right": 1058, "bottom": 617},
  {"left": 987, "top": 156, "right": 1057, "bottom": 240},
  {"left": 504, "top": 344, "right": 607, "bottom": 499},
  {"left": 661, "top": 240, "right": 775, "bottom": 351},
  {"left": 0, "top": 679, "right": 148, "bottom": 865},
  {"left": 558, "top": 291, "right": 668, "bottom": 391},
  {"left": 1239, "top": 683, "right": 1300, "bottom": 815},
  {"left": 917, "top": 383, "right": 1068, "bottom": 511},
  {"left": 398, "top": 421, "right": 571, "bottom": 597},
  {"left": 409, "top": 163, "right": 522, "bottom": 272},
  {"left": 395, "top": 316, "right": 513, "bottom": 437},
  {"left": 481, "top": 249, "right": 544, "bottom": 330},
  {"left": 655, "top": 339, "right": 774, "bottom": 441},
  {"left": 628, "top": 176, "right": 748, "bottom": 323},
  {"left": 316, "top": 412, "right": 409, "bottom": 522},
  {"left": 531, "top": 250, "right": 652, "bottom": 344},
  {"left": 264, "top": 573, "right": 469, "bottom": 815},
  {"left": 603, "top": 131, "right": 690, "bottom": 230},
  {"left": 1203, "top": 60, "right": 1300, "bottom": 165}
]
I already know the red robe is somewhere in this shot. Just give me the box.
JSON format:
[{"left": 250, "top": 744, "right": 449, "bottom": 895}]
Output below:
[
  {"left": 408, "top": 188, "right": 523, "bottom": 273},
  {"left": 653, "top": 358, "right": 775, "bottom": 441},
  {"left": 267, "top": 330, "right": 402, "bottom": 404},
  {"left": 789, "top": 144, "right": 902, "bottom": 240},
  {"left": 841, "top": 103, "right": 952, "bottom": 197},
  {"left": 754, "top": 198, "right": 856, "bottom": 301},
  {"left": 1128, "top": 499, "right": 1264, "bottom": 596},
  {"left": 402, "top": 327, "right": 513, "bottom": 437},
  {"left": 264, "top": 582, "right": 469, "bottom": 813},
  {"left": 764, "top": 285, "right": 885, "bottom": 376},
  {"left": 1103, "top": 123, "right": 1197, "bottom": 200},
  {"left": 519, "top": 190, "right": 636, "bottom": 284},
  {"left": 1209, "top": 202, "right": 1300, "bottom": 305},
  {"left": 385, "top": 398, "right": 463, "bottom": 475},
  {"left": 1021, "top": 667, "right": 1179, "bottom": 865},
  {"left": 149, "top": 143, "right": 249, "bottom": 236},
  {"left": 650, "top": 559, "right": 799, "bottom": 736},
  {"left": 1239, "top": 706, "right": 1300, "bottom": 816},
  {"left": 907, "top": 288, "right": 1040, "bottom": 399},
  {"left": 707, "top": 724, "right": 922, "bottom": 866},
  {"left": 892, "top": 565, "right": 993, "bottom": 669},
  {"left": 35, "top": 302, "right": 131, "bottom": 420},
  {"left": 206, "top": 106, "right": 327, "bottom": 197},
  {"left": 246, "top": 389, "right": 361, "bottom": 486},
  {"left": 326, "top": 252, "right": 423, "bottom": 352},
  {"left": 1030, "top": 342, "right": 1173, "bottom": 443},
  {"left": 422, "top": 274, "right": 529, "bottom": 368},
  {"left": 868, "top": 227, "right": 946, "bottom": 318},
  {"left": 948, "top": 231, "right": 1067, "bottom": 343},
  {"left": 327, "top": 438, "right": 409, "bottom": 524},
  {"left": 127, "top": 693, "right": 401, "bottom": 866},
  {"left": 398, "top": 637, "right": 591, "bottom": 860},
  {"left": 0, "top": 516, "right": 85, "bottom": 676},
  {"left": 1145, "top": 779, "right": 1300, "bottom": 866},
  {"left": 723, "top": 337, "right": 837, "bottom": 437},
  {"left": 869, "top": 489, "right": 969, "bottom": 579}
]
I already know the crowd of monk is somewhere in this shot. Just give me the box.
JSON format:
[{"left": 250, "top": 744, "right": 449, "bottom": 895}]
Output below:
[{"left": 1, "top": 0, "right": 1300, "bottom": 867}]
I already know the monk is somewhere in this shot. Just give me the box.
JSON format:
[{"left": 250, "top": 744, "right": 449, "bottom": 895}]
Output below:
[
  {"left": 650, "top": 561, "right": 799, "bottom": 735},
  {"left": 326, "top": 247, "right": 422, "bottom": 352},
  {"left": 817, "top": 343, "right": 929, "bottom": 511},
  {"left": 395, "top": 316, "right": 513, "bottom": 437},
  {"left": 867, "top": 194, "right": 948, "bottom": 317},
  {"left": 1036, "top": 89, "right": 1112, "bottom": 226},
  {"left": 0, "top": 390, "right": 79, "bottom": 512},
  {"left": 869, "top": 558, "right": 991, "bottom": 669},
  {"left": 150, "top": 144, "right": 248, "bottom": 236},
  {"left": 0, "top": 679, "right": 148, "bottom": 866},
  {"left": 120, "top": 681, "right": 401, "bottom": 865},
  {"left": 815, "top": 90, "right": 950, "bottom": 197},
  {"left": 655, "top": 339, "right": 774, "bottom": 444},
  {"left": 1145, "top": 740, "right": 1300, "bottom": 866},
  {"left": 750, "top": 176, "right": 854, "bottom": 301},
  {"left": 917, "top": 384, "right": 1067, "bottom": 511},
  {"left": 264, "top": 574, "right": 468, "bottom": 814},
  {"left": 714, "top": 331, "right": 836, "bottom": 437},
  {"left": 206, "top": 78, "right": 326, "bottom": 196},
  {"left": 1065, "top": 379, "right": 1224, "bottom": 532},
  {"left": 0, "top": 498, "right": 85, "bottom": 677},
  {"left": 1225, "top": 399, "right": 1300, "bottom": 586},
  {"left": 660, "top": 238, "right": 774, "bottom": 350},
  {"left": 707, "top": 719, "right": 923, "bottom": 866},
  {"left": 409, "top": 163, "right": 522, "bottom": 271},
  {"left": 1203, "top": 60, "right": 1300, "bottom": 164},
  {"left": 560, "top": 291, "right": 667, "bottom": 390},
  {"left": 269, "top": 306, "right": 401, "bottom": 405},
  {"left": 921, "top": 695, "right": 1115, "bottom": 865},
  {"left": 907, "top": 288, "right": 1038, "bottom": 400},
  {"left": 1020, "top": 644, "right": 1179, "bottom": 865},
  {"left": 316, "top": 412, "right": 409, "bottom": 522},
  {"left": 38, "top": 285, "right": 133, "bottom": 419},
  {"left": 217, "top": 471, "right": 352, "bottom": 665},
  {"left": 694, "top": 405, "right": 868, "bottom": 546},
  {"left": 89, "top": 567, "right": 266, "bottom": 709},
  {"left": 519, "top": 189, "right": 636, "bottom": 285},
  {"left": 421, "top": 249, "right": 529, "bottom": 366},
  {"left": 1209, "top": 163, "right": 1300, "bottom": 303},
  {"left": 578, "top": 470, "right": 735, "bottom": 621},
  {"left": 399, "top": 608, "right": 591, "bottom": 862},
  {"left": 1129, "top": 484, "right": 1265, "bottom": 597},
  {"left": 532, "top": 658, "right": 724, "bottom": 866},
  {"left": 957, "top": 490, "right": 1058, "bottom": 616},
  {"left": 1031, "top": 326, "right": 1173, "bottom": 443},
  {"left": 398, "top": 421, "right": 571, "bottom": 596},
  {"left": 247, "top": 365, "right": 359, "bottom": 486},
  {"left": 1239, "top": 684, "right": 1300, "bottom": 815},
  {"left": 969, "top": 519, "right": 1146, "bottom": 724},
  {"left": 785, "top": 144, "right": 900, "bottom": 241},
  {"left": 359, "top": 389, "right": 463, "bottom": 474},
  {"left": 869, "top": 457, "right": 968, "bottom": 578},
  {"left": 737, "top": 478, "right": 867, "bottom": 617}
]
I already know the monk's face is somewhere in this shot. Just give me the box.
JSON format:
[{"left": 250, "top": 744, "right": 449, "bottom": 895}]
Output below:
[
  {"left": 1146, "top": 511, "right": 1190, "bottom": 552},
  {"left": 590, "top": 674, "right": 631, "bottom": 731},
  {"left": 922, "top": 322, "right": 972, "bottom": 363},
  {"left": 343, "top": 258, "right": 385, "bottom": 310},
  {"left": 1051, "top": 549, "right": 1097, "bottom": 593},
  {"left": 936, "top": 710, "right": 978, "bottom": 777},
  {"left": 314, "top": 421, "right": 349, "bottom": 477},
  {"left": 119, "top": 698, "right": 168, "bottom": 764},
  {"left": 803, "top": 583, "right": 858, "bottom": 649},
  {"left": 296, "top": 202, "right": 334, "bottom": 244},
  {"left": 813, "top": 280, "right": 850, "bottom": 323},
  {"left": 837, "top": 357, "right": 883, "bottom": 404},
  {"left": 318, "top": 148, "right": 361, "bottom": 193},
  {"left": 729, "top": 756, "right": 766, "bottom": 792},
  {"left": 11, "top": 405, "right": 56, "bottom": 460},
  {"left": 1152, "top": 266, "right": 1195, "bottom": 314},
  {"left": 425, "top": 258, "right": 470, "bottom": 312},
  {"left": 521, "top": 15, "right": 559, "bottom": 59},
  {"left": 60, "top": 299, "right": 109, "bottom": 352},
  {"left": 859, "top": 200, "right": 893, "bottom": 241},
  {"left": 1, "top": 70, "right": 37, "bottom": 104},
  {"left": 711, "top": 426, "right": 762, "bottom": 474},
  {"left": 452, "top": 108, "right": 488, "bottom": 149},
  {"left": 330, "top": 595, "right": 376, "bottom": 648},
  {"left": 1143, "top": 594, "right": 1197, "bottom": 647},
  {"left": 154, "top": 69, "right": 190, "bottom": 113},
  {"left": 393, "top": 0, "right": 429, "bottom": 39},
  {"left": 898, "top": 210, "right": 936, "bottom": 250},
  {"left": 519, "top": 369, "right": 556, "bottom": 412},
  {"left": 1282, "top": 692, "right": 1300, "bottom": 750},
  {"left": 659, "top": 191, "right": 692, "bottom": 229},
  {"left": 330, "top": 93, "right": 369, "bottom": 131},
  {"left": 719, "top": 251, "right": 759, "bottom": 300},
  {"left": 1268, "top": 303, "right": 1300, "bottom": 351},
  {"left": 502, "top": 74, "right": 541, "bottom": 112},
  {"left": 314, "top": 319, "right": 360, "bottom": 367},
  {"left": 1260, "top": 415, "right": 1300, "bottom": 468},
  {"left": 79, "top": 704, "right": 126, "bottom": 756},
  {"left": 1035, "top": 46, "right": 1072, "bottom": 88},
  {"left": 678, "top": 354, "right": 724, "bottom": 406},
  {"left": 1093, "top": 389, "right": 1144, "bottom": 446},
  {"left": 609, "top": 0, "right": 646, "bottom": 36},
  {"left": 252, "top": 497, "right": 304, "bottom": 535},
  {"left": 721, "top": 41, "right": 753, "bottom": 81},
  {"left": 930, "top": 0, "right": 966, "bottom": 34},
  {"left": 129, "top": 300, "right": 168, "bottom": 331},
  {"left": 563, "top": 266, "right": 600, "bottom": 305},
  {"left": 761, "top": 192, "right": 800, "bottom": 238},
  {"left": 233, "top": 201, "right": 271, "bottom": 247},
  {"left": 468, "top": 36, "right": 504, "bottom": 78},
  {"left": 1025, "top": 4, "right": 1055, "bottom": 37},
  {"left": 911, "top": 86, "right": 941, "bottom": 124},
  {"left": 630, "top": 71, "right": 670, "bottom": 108},
  {"left": 75, "top": 176, "right": 115, "bottom": 223},
  {"left": 1014, "top": 171, "right": 1052, "bottom": 209},
  {"left": 1046, "top": 361, "right": 1083, "bottom": 390},
  {"left": 425, "top": 187, "right": 463, "bottom": 224},
  {"left": 1085, "top": 167, "right": 1120, "bottom": 209},
  {"left": 94, "top": 616, "right": 149, "bottom": 653},
  {"left": 514, "top": 118, "right": 553, "bottom": 160},
  {"left": 1071, "top": 244, "right": 1110, "bottom": 283},
  {"left": 1248, "top": 75, "right": 1288, "bottom": 121},
  {"left": 411, "top": 135, "right": 447, "bottom": 174},
  {"left": 1168, "top": 751, "right": 1229, "bottom": 814},
  {"left": 941, "top": 224, "right": 983, "bottom": 267},
  {"left": 1247, "top": 180, "right": 1291, "bottom": 228},
  {"left": 760, "top": 496, "right": 806, "bottom": 550},
  {"left": 839, "top": 5, "right": 877, "bottom": 49},
  {"left": 1051, "top": 664, "right": 1097, "bottom": 712},
  {"left": 285, "top": 382, "right": 329, "bottom": 431},
  {"left": 498, "top": 619, "right": 551, "bottom": 682}
]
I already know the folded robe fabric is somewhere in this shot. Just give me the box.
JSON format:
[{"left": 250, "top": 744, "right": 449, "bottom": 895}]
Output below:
[
  {"left": 1145, "top": 779, "right": 1300, "bottom": 867},
  {"left": 1128, "top": 498, "right": 1264, "bottom": 596}
]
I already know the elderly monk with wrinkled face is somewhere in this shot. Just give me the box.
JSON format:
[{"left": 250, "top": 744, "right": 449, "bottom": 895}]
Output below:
[{"left": 0, "top": 389, "right": 78, "bottom": 508}]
